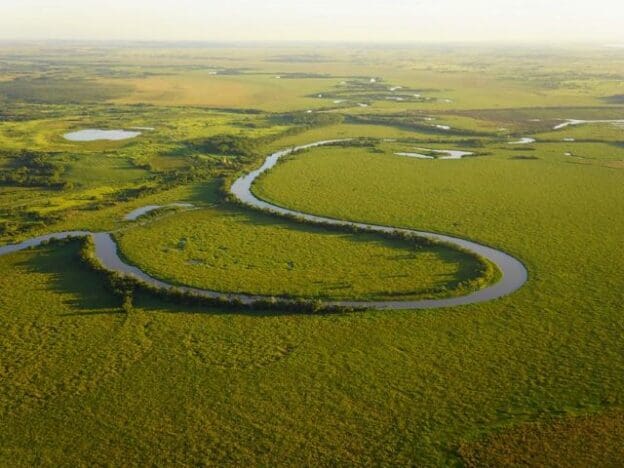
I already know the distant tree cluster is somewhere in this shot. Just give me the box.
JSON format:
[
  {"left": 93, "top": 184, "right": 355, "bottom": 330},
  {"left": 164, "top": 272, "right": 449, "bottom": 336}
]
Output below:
[
  {"left": 270, "top": 112, "right": 344, "bottom": 127},
  {"left": 0, "top": 77, "right": 129, "bottom": 104},
  {"left": 0, "top": 150, "right": 68, "bottom": 189},
  {"left": 604, "top": 94, "right": 624, "bottom": 104},
  {"left": 189, "top": 134, "right": 259, "bottom": 157},
  {"left": 0, "top": 208, "right": 63, "bottom": 237},
  {"left": 347, "top": 114, "right": 485, "bottom": 137}
]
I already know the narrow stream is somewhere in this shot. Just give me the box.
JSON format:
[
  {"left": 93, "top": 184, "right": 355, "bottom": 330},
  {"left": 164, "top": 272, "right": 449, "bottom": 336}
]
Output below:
[{"left": 230, "top": 140, "right": 528, "bottom": 309}]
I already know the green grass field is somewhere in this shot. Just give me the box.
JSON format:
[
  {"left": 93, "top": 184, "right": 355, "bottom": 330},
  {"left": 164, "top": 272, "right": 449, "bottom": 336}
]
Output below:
[
  {"left": 458, "top": 409, "right": 624, "bottom": 467},
  {"left": 1, "top": 43, "right": 623, "bottom": 466},
  {"left": 116, "top": 205, "right": 489, "bottom": 300}
]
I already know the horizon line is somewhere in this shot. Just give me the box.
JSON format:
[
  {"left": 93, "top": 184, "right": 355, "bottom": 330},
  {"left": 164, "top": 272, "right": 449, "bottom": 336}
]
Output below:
[{"left": 0, "top": 38, "right": 622, "bottom": 47}]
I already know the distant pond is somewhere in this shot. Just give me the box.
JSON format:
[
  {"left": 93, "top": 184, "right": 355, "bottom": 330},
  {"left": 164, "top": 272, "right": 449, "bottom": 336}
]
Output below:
[{"left": 64, "top": 129, "right": 142, "bottom": 142}]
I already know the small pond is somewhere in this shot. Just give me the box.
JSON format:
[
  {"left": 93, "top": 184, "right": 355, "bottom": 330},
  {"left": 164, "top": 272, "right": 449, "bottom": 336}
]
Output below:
[{"left": 64, "top": 129, "right": 141, "bottom": 142}]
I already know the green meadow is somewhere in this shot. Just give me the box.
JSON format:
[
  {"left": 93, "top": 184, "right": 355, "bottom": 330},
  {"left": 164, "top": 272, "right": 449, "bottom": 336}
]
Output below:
[
  {"left": 116, "top": 205, "right": 488, "bottom": 300},
  {"left": 1, "top": 43, "right": 623, "bottom": 466}
]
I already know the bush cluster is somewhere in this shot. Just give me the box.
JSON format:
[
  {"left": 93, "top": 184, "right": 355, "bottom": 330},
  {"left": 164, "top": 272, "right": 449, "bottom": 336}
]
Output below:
[{"left": 0, "top": 150, "right": 68, "bottom": 189}]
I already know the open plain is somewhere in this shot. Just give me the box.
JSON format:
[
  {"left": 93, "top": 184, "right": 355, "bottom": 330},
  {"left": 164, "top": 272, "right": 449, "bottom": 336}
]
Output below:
[{"left": 0, "top": 43, "right": 623, "bottom": 466}]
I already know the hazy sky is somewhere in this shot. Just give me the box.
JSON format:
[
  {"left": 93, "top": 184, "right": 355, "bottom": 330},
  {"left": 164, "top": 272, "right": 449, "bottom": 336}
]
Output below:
[{"left": 2, "top": 0, "right": 624, "bottom": 43}]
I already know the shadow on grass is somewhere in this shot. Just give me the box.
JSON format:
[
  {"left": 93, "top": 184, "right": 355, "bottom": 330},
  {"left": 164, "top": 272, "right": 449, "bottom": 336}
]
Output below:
[
  {"left": 183, "top": 179, "right": 223, "bottom": 204},
  {"left": 18, "top": 242, "right": 121, "bottom": 314},
  {"left": 15, "top": 240, "right": 331, "bottom": 318}
]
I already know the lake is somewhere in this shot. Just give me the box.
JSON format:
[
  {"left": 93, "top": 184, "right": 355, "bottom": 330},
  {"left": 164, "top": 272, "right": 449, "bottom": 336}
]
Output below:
[{"left": 64, "top": 129, "right": 141, "bottom": 141}]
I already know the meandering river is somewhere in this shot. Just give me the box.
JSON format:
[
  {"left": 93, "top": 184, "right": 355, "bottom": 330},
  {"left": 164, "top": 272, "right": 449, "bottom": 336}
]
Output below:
[{"left": 0, "top": 140, "right": 528, "bottom": 310}]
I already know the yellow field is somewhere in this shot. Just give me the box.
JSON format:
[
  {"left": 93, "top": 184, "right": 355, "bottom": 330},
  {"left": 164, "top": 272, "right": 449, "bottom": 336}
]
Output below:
[{"left": 108, "top": 72, "right": 337, "bottom": 111}]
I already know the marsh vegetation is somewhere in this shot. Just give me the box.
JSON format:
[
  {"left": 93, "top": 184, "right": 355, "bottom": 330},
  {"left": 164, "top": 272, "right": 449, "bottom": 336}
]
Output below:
[{"left": 0, "top": 43, "right": 623, "bottom": 466}]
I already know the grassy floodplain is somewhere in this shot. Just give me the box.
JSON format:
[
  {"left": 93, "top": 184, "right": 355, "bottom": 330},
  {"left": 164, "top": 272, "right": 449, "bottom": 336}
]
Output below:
[
  {"left": 253, "top": 136, "right": 624, "bottom": 458},
  {"left": 1, "top": 42, "right": 624, "bottom": 466},
  {"left": 116, "top": 205, "right": 489, "bottom": 300}
]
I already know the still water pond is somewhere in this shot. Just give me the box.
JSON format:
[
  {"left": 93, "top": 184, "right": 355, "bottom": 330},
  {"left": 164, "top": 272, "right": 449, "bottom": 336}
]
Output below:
[{"left": 64, "top": 129, "right": 141, "bottom": 141}]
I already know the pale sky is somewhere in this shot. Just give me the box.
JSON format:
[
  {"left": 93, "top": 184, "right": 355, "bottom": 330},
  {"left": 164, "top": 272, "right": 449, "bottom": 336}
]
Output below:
[{"left": 2, "top": 0, "right": 624, "bottom": 43}]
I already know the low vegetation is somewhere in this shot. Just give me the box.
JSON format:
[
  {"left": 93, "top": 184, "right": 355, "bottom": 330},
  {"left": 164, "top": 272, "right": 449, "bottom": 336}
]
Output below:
[
  {"left": 1, "top": 43, "right": 623, "bottom": 466},
  {"left": 458, "top": 410, "right": 624, "bottom": 467},
  {"left": 0, "top": 77, "right": 130, "bottom": 103},
  {"left": 0, "top": 150, "right": 67, "bottom": 188},
  {"left": 77, "top": 235, "right": 356, "bottom": 314},
  {"left": 116, "top": 205, "right": 491, "bottom": 301}
]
